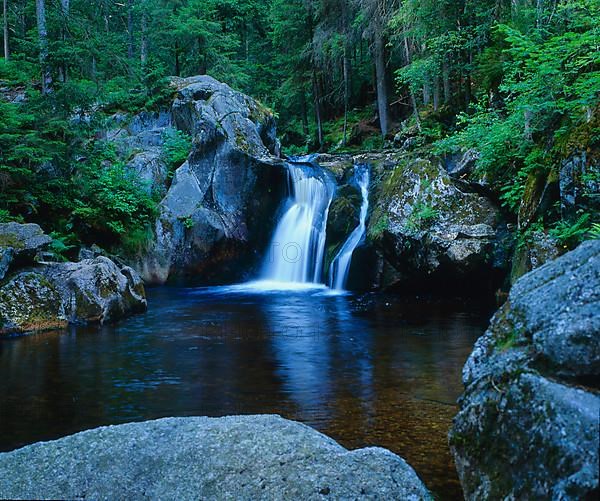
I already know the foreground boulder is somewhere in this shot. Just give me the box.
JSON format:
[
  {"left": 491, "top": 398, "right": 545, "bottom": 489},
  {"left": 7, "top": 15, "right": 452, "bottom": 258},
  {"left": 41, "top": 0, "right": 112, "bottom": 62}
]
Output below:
[
  {"left": 368, "top": 155, "right": 509, "bottom": 293},
  {"left": 0, "top": 415, "right": 431, "bottom": 500},
  {"left": 0, "top": 254, "right": 147, "bottom": 335},
  {"left": 450, "top": 240, "right": 600, "bottom": 499}
]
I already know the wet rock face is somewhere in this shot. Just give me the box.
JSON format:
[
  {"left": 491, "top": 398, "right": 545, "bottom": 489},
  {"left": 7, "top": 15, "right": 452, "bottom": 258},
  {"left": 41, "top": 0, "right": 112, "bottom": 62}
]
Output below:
[
  {"left": 450, "top": 241, "right": 600, "bottom": 500},
  {"left": 134, "top": 76, "right": 285, "bottom": 284},
  {"left": 0, "top": 415, "right": 431, "bottom": 500},
  {"left": 368, "top": 156, "right": 509, "bottom": 293}
]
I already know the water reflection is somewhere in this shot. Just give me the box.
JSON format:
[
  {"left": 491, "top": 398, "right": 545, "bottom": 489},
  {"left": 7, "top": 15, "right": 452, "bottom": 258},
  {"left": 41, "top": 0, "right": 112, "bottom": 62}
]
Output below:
[{"left": 0, "top": 286, "right": 492, "bottom": 500}]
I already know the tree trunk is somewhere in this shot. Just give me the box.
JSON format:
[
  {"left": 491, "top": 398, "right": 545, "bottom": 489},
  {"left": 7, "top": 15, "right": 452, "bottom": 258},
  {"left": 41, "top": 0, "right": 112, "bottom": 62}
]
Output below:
[
  {"left": 443, "top": 60, "right": 450, "bottom": 104},
  {"left": 3, "top": 0, "right": 8, "bottom": 61},
  {"left": 59, "top": 0, "right": 69, "bottom": 82},
  {"left": 127, "top": 0, "right": 134, "bottom": 59},
  {"left": 312, "top": 71, "right": 323, "bottom": 149},
  {"left": 373, "top": 34, "right": 389, "bottom": 138},
  {"left": 140, "top": 7, "right": 148, "bottom": 66},
  {"left": 174, "top": 41, "right": 180, "bottom": 76},
  {"left": 433, "top": 76, "right": 440, "bottom": 111},
  {"left": 301, "top": 90, "right": 309, "bottom": 138},
  {"left": 342, "top": 49, "right": 350, "bottom": 146},
  {"left": 423, "top": 80, "right": 431, "bottom": 105},
  {"left": 403, "top": 36, "right": 421, "bottom": 131},
  {"left": 35, "top": 0, "right": 51, "bottom": 94}
]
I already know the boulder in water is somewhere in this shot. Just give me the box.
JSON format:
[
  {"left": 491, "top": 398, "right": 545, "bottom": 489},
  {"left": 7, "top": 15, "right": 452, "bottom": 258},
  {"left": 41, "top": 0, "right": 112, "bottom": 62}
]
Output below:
[
  {"left": 368, "top": 156, "right": 509, "bottom": 293},
  {"left": 0, "top": 256, "right": 147, "bottom": 335},
  {"left": 0, "top": 415, "right": 431, "bottom": 500}
]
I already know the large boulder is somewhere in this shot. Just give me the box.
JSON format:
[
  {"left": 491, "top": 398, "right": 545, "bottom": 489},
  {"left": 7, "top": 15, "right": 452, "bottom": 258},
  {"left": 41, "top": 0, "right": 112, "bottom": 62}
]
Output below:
[
  {"left": 0, "top": 223, "right": 52, "bottom": 279},
  {"left": 450, "top": 240, "right": 600, "bottom": 500},
  {"left": 368, "top": 156, "right": 509, "bottom": 293},
  {"left": 0, "top": 415, "right": 431, "bottom": 500},
  {"left": 135, "top": 76, "right": 285, "bottom": 284},
  {"left": 0, "top": 257, "right": 146, "bottom": 335}
]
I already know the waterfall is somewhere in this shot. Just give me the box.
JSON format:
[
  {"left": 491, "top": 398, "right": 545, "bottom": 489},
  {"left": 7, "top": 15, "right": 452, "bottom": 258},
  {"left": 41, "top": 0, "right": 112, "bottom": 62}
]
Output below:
[
  {"left": 261, "top": 157, "right": 335, "bottom": 284},
  {"left": 329, "top": 164, "right": 370, "bottom": 291}
]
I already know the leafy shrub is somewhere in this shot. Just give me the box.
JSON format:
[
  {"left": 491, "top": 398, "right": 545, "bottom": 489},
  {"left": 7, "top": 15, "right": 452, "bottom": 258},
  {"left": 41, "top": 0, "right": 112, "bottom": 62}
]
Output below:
[
  {"left": 71, "top": 162, "right": 158, "bottom": 248},
  {"left": 162, "top": 129, "right": 192, "bottom": 175}
]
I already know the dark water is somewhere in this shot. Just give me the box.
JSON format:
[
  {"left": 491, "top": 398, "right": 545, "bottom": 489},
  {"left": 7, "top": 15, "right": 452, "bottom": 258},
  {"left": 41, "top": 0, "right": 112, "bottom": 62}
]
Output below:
[{"left": 0, "top": 285, "right": 492, "bottom": 499}]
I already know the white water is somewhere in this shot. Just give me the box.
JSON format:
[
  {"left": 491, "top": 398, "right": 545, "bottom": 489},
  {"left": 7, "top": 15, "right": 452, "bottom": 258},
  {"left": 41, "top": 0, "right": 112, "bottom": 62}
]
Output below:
[
  {"left": 261, "top": 159, "right": 335, "bottom": 285},
  {"left": 329, "top": 165, "right": 370, "bottom": 290}
]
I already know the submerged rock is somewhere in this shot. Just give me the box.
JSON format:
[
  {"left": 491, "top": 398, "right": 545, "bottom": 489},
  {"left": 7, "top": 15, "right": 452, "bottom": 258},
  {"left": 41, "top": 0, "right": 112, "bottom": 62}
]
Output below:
[
  {"left": 0, "top": 415, "right": 431, "bottom": 500},
  {"left": 0, "top": 256, "right": 146, "bottom": 335},
  {"left": 450, "top": 240, "right": 600, "bottom": 500}
]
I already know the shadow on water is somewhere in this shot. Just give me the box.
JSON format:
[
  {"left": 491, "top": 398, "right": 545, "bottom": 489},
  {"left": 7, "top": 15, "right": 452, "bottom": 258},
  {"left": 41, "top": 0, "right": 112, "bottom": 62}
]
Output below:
[{"left": 0, "top": 286, "right": 494, "bottom": 499}]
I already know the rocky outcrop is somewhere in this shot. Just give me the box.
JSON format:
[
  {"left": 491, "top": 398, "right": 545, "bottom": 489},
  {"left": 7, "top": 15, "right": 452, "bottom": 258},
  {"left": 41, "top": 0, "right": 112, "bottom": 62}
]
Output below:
[
  {"left": 123, "top": 76, "right": 285, "bottom": 284},
  {"left": 0, "top": 415, "right": 431, "bottom": 500},
  {"left": 368, "top": 154, "right": 509, "bottom": 293},
  {"left": 0, "top": 224, "right": 146, "bottom": 336},
  {"left": 0, "top": 223, "right": 52, "bottom": 279},
  {"left": 450, "top": 240, "right": 600, "bottom": 500}
]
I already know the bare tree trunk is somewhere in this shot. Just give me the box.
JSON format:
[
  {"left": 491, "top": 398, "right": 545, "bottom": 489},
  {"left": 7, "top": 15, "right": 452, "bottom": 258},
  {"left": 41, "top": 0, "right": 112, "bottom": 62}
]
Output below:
[
  {"left": 443, "top": 60, "right": 450, "bottom": 104},
  {"left": 3, "top": 0, "right": 8, "bottom": 61},
  {"left": 301, "top": 90, "right": 309, "bottom": 137},
  {"left": 59, "top": 0, "right": 69, "bottom": 82},
  {"left": 373, "top": 34, "right": 389, "bottom": 139},
  {"left": 35, "top": 0, "right": 52, "bottom": 94},
  {"left": 433, "top": 76, "right": 440, "bottom": 111},
  {"left": 342, "top": 50, "right": 350, "bottom": 146},
  {"left": 127, "top": 0, "right": 134, "bottom": 59},
  {"left": 403, "top": 36, "right": 421, "bottom": 131},
  {"left": 140, "top": 3, "right": 148, "bottom": 66},
  {"left": 312, "top": 71, "right": 323, "bottom": 149},
  {"left": 423, "top": 80, "right": 431, "bottom": 105}
]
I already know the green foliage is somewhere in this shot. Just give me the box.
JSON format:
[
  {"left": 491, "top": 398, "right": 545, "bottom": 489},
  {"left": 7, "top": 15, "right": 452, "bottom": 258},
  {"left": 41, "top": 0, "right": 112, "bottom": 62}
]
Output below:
[
  {"left": 549, "top": 213, "right": 594, "bottom": 249},
  {"left": 71, "top": 162, "right": 158, "bottom": 247},
  {"left": 369, "top": 213, "right": 390, "bottom": 240},
  {"left": 406, "top": 201, "right": 439, "bottom": 232},
  {"left": 162, "top": 130, "right": 193, "bottom": 174}
]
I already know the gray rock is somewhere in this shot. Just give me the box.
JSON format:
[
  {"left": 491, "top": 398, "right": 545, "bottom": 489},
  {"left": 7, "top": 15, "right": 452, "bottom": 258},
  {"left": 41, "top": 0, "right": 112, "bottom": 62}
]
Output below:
[
  {"left": 136, "top": 76, "right": 284, "bottom": 284},
  {"left": 368, "top": 156, "right": 506, "bottom": 290},
  {"left": 560, "top": 151, "right": 599, "bottom": 217},
  {"left": 450, "top": 240, "right": 600, "bottom": 500},
  {"left": 0, "top": 257, "right": 147, "bottom": 335},
  {"left": 0, "top": 415, "right": 431, "bottom": 501},
  {"left": 0, "top": 223, "right": 52, "bottom": 276},
  {"left": 445, "top": 149, "right": 480, "bottom": 178}
]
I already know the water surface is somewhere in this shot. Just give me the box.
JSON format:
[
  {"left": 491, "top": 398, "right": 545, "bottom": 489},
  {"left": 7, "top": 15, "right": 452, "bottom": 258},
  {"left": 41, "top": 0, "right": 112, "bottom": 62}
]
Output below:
[{"left": 0, "top": 286, "right": 492, "bottom": 499}]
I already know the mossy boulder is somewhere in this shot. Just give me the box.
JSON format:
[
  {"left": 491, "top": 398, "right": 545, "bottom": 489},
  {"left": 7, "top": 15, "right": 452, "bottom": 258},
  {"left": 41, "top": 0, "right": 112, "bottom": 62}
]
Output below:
[
  {"left": 368, "top": 157, "right": 508, "bottom": 293},
  {"left": 451, "top": 241, "right": 600, "bottom": 499},
  {"left": 0, "top": 223, "right": 52, "bottom": 279},
  {"left": 0, "top": 257, "right": 147, "bottom": 336},
  {"left": 327, "top": 184, "right": 361, "bottom": 245}
]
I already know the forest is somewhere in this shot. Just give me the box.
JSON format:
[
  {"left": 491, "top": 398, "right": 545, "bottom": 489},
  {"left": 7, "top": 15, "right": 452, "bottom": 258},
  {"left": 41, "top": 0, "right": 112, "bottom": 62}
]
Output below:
[
  {"left": 0, "top": 0, "right": 598, "bottom": 255},
  {"left": 0, "top": 2, "right": 599, "bottom": 500}
]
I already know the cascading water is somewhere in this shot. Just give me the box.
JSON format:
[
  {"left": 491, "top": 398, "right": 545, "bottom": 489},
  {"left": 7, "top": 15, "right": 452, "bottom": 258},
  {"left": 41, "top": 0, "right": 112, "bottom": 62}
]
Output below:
[
  {"left": 261, "top": 157, "right": 335, "bottom": 285},
  {"left": 328, "top": 164, "right": 370, "bottom": 291}
]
